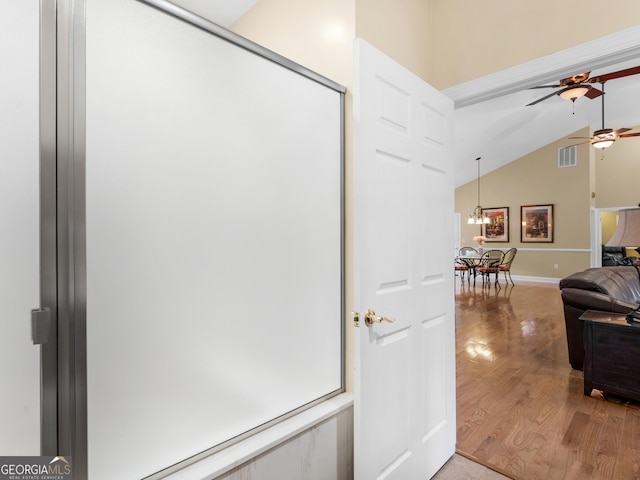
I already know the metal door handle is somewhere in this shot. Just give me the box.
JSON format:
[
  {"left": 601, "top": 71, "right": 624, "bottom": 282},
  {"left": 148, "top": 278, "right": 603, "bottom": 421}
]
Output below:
[
  {"left": 365, "top": 309, "right": 395, "bottom": 326},
  {"left": 31, "top": 307, "right": 51, "bottom": 345}
]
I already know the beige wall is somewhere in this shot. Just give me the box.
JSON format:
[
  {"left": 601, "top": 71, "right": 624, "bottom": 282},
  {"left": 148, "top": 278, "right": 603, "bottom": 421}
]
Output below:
[
  {"left": 427, "top": 0, "right": 640, "bottom": 89},
  {"left": 355, "top": 0, "right": 432, "bottom": 82},
  {"left": 594, "top": 130, "right": 640, "bottom": 208},
  {"left": 235, "top": 0, "right": 640, "bottom": 90},
  {"left": 231, "top": 0, "right": 355, "bottom": 88},
  {"left": 456, "top": 127, "right": 593, "bottom": 279},
  {"left": 456, "top": 124, "right": 640, "bottom": 279},
  {"left": 602, "top": 211, "right": 618, "bottom": 243}
]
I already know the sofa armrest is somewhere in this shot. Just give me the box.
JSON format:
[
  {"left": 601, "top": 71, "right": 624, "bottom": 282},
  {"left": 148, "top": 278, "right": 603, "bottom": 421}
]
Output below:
[{"left": 561, "top": 288, "right": 639, "bottom": 313}]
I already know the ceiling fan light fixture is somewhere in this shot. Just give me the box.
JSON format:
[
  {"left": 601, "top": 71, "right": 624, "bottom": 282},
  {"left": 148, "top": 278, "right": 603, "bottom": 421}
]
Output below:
[
  {"left": 592, "top": 128, "right": 616, "bottom": 149},
  {"left": 592, "top": 138, "right": 615, "bottom": 149},
  {"left": 559, "top": 85, "right": 589, "bottom": 101}
]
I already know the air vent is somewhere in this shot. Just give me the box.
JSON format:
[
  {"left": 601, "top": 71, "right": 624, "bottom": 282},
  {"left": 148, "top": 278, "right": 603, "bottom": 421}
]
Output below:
[{"left": 558, "top": 146, "right": 577, "bottom": 168}]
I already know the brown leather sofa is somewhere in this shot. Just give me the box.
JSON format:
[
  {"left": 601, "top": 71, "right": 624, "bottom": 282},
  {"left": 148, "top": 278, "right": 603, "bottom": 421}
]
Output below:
[{"left": 559, "top": 267, "right": 640, "bottom": 370}]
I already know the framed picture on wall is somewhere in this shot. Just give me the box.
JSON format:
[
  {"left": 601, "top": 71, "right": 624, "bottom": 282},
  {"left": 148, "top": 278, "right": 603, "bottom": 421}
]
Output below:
[
  {"left": 521, "top": 204, "right": 554, "bottom": 243},
  {"left": 481, "top": 207, "right": 509, "bottom": 242}
]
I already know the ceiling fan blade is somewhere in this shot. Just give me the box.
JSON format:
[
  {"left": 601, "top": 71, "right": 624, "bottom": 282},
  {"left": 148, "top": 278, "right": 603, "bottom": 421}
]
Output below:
[
  {"left": 526, "top": 88, "right": 566, "bottom": 106},
  {"left": 584, "top": 87, "right": 603, "bottom": 99},
  {"left": 569, "top": 140, "right": 592, "bottom": 147},
  {"left": 567, "top": 136, "right": 591, "bottom": 139},
  {"left": 589, "top": 65, "right": 640, "bottom": 83},
  {"left": 618, "top": 132, "right": 640, "bottom": 138},
  {"left": 529, "top": 84, "right": 562, "bottom": 89},
  {"left": 614, "top": 128, "right": 632, "bottom": 135}
]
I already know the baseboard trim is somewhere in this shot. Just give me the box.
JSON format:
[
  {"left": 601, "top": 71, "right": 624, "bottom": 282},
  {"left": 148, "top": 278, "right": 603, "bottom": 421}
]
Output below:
[{"left": 510, "top": 274, "right": 560, "bottom": 285}]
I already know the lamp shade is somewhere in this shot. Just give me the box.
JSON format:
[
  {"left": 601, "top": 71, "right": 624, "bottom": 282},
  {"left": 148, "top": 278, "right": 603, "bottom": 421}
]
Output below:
[
  {"left": 606, "top": 208, "right": 640, "bottom": 247},
  {"left": 559, "top": 85, "right": 589, "bottom": 101},
  {"left": 592, "top": 139, "right": 615, "bottom": 149}
]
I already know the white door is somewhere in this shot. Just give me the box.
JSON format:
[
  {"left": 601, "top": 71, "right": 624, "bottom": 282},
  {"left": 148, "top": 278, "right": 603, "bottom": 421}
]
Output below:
[{"left": 353, "top": 39, "right": 456, "bottom": 479}]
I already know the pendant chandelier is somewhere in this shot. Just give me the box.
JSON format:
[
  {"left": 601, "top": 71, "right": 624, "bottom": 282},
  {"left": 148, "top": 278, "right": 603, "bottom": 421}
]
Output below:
[{"left": 468, "top": 156, "right": 490, "bottom": 225}]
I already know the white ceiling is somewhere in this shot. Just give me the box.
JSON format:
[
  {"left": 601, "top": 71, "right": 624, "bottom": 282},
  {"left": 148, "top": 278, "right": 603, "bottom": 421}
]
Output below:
[
  {"left": 450, "top": 59, "right": 640, "bottom": 187},
  {"left": 166, "top": 1, "right": 640, "bottom": 187}
]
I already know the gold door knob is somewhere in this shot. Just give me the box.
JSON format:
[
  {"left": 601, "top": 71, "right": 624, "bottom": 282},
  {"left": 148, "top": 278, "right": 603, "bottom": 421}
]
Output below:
[{"left": 364, "top": 309, "right": 396, "bottom": 326}]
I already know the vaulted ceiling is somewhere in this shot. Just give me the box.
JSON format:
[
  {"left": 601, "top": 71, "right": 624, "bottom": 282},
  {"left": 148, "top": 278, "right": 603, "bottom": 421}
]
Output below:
[
  {"left": 446, "top": 55, "right": 640, "bottom": 187},
  {"left": 168, "top": 1, "right": 640, "bottom": 188}
]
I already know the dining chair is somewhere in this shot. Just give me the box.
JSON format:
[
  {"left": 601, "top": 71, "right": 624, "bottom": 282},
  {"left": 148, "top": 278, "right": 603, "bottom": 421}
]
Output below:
[
  {"left": 499, "top": 248, "right": 517, "bottom": 285},
  {"left": 456, "top": 247, "right": 479, "bottom": 283},
  {"left": 454, "top": 261, "right": 469, "bottom": 281},
  {"left": 476, "top": 250, "right": 504, "bottom": 287}
]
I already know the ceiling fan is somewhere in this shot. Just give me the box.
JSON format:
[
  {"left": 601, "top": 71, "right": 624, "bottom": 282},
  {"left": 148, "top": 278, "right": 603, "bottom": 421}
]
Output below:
[
  {"left": 568, "top": 82, "right": 640, "bottom": 149},
  {"left": 526, "top": 65, "right": 640, "bottom": 107}
]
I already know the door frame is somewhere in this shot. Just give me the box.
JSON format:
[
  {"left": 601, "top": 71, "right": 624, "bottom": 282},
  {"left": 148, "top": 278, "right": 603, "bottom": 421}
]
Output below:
[{"left": 591, "top": 206, "right": 637, "bottom": 268}]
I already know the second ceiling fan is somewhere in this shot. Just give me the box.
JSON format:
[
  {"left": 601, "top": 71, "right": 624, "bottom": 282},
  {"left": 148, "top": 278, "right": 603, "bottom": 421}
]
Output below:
[
  {"left": 568, "top": 82, "right": 640, "bottom": 149},
  {"left": 526, "top": 65, "right": 640, "bottom": 107}
]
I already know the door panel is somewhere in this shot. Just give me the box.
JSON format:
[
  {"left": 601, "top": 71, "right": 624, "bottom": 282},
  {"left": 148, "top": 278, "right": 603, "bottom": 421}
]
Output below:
[
  {"left": 0, "top": 0, "right": 41, "bottom": 455},
  {"left": 84, "top": 0, "right": 343, "bottom": 478},
  {"left": 375, "top": 152, "right": 410, "bottom": 286},
  {"left": 354, "top": 38, "right": 455, "bottom": 479},
  {"left": 422, "top": 316, "right": 447, "bottom": 433}
]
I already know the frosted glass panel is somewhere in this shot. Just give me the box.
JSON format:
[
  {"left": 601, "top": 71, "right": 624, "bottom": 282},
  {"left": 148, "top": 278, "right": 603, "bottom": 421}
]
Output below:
[
  {"left": 86, "top": 0, "right": 342, "bottom": 478},
  {"left": 0, "top": 0, "right": 41, "bottom": 455}
]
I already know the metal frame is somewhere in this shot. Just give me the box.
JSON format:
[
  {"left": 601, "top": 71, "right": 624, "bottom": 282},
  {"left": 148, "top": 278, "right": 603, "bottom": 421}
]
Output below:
[
  {"left": 139, "top": 0, "right": 346, "bottom": 94},
  {"left": 44, "top": 0, "right": 88, "bottom": 476},
  {"left": 39, "top": 0, "right": 59, "bottom": 456},
  {"left": 47, "top": 0, "right": 346, "bottom": 478},
  {"left": 339, "top": 92, "right": 346, "bottom": 395}
]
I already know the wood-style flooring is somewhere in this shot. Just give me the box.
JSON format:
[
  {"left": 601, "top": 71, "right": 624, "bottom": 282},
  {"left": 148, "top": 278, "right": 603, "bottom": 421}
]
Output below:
[{"left": 455, "top": 279, "right": 640, "bottom": 480}]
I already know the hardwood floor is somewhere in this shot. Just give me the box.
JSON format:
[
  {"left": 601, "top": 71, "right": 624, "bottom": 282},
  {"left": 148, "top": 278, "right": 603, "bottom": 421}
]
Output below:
[{"left": 455, "top": 279, "right": 640, "bottom": 480}]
